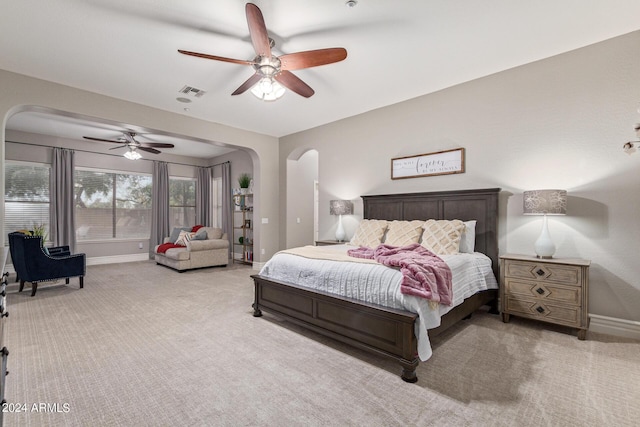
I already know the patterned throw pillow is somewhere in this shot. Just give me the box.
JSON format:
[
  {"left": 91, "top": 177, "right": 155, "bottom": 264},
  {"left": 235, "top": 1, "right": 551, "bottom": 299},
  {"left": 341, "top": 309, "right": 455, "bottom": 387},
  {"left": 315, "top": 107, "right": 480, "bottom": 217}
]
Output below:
[
  {"left": 170, "top": 227, "right": 191, "bottom": 243},
  {"left": 175, "top": 231, "right": 196, "bottom": 246},
  {"left": 384, "top": 220, "right": 425, "bottom": 246},
  {"left": 421, "top": 219, "right": 465, "bottom": 255},
  {"left": 350, "top": 219, "right": 389, "bottom": 248}
]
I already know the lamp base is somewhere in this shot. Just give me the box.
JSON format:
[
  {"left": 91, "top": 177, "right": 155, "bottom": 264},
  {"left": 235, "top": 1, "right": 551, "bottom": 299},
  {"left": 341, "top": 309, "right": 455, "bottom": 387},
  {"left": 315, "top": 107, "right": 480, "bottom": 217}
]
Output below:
[
  {"left": 335, "top": 214, "right": 346, "bottom": 242},
  {"left": 533, "top": 214, "right": 556, "bottom": 259}
]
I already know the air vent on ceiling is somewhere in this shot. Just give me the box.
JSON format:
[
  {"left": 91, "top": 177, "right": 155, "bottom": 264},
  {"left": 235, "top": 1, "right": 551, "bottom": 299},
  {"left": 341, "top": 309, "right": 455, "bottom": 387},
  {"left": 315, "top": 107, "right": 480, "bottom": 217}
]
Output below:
[{"left": 178, "top": 85, "right": 206, "bottom": 98}]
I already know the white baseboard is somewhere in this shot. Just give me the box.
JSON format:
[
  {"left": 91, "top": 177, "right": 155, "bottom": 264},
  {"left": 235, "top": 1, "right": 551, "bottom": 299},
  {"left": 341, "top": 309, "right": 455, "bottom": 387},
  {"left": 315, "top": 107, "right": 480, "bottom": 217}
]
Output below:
[
  {"left": 86, "top": 253, "right": 151, "bottom": 266},
  {"left": 589, "top": 314, "right": 640, "bottom": 341}
]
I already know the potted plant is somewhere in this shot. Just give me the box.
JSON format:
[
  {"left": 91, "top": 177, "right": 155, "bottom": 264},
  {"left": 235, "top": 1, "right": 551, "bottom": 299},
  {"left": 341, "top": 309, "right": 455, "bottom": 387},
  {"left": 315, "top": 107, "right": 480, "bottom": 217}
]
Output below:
[
  {"left": 32, "top": 224, "right": 48, "bottom": 246},
  {"left": 238, "top": 173, "right": 251, "bottom": 194}
]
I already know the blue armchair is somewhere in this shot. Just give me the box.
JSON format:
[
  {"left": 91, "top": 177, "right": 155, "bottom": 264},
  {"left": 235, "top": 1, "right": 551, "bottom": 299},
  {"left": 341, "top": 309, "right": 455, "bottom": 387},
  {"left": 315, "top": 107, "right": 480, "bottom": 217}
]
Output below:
[{"left": 8, "top": 232, "right": 85, "bottom": 297}]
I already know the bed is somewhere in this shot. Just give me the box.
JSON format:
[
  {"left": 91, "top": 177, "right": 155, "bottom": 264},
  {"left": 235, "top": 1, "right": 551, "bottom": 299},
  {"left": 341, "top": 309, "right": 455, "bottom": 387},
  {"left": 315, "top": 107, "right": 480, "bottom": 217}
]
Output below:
[{"left": 251, "top": 188, "right": 500, "bottom": 382}]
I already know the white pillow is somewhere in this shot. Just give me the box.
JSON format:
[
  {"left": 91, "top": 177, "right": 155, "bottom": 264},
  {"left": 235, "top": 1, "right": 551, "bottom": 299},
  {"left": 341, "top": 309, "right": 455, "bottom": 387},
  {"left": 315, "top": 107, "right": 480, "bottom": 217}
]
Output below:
[{"left": 458, "top": 220, "right": 477, "bottom": 253}]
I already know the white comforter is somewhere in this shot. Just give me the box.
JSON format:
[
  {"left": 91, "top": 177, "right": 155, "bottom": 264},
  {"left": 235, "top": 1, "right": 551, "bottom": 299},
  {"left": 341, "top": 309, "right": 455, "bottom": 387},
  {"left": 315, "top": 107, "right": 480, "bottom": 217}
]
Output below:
[{"left": 258, "top": 244, "right": 498, "bottom": 361}]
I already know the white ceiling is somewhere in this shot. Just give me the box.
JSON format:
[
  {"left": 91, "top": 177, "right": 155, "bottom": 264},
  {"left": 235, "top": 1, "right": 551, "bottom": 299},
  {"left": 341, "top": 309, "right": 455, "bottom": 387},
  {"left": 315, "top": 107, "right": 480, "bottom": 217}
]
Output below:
[{"left": 3, "top": 0, "right": 640, "bottom": 158}]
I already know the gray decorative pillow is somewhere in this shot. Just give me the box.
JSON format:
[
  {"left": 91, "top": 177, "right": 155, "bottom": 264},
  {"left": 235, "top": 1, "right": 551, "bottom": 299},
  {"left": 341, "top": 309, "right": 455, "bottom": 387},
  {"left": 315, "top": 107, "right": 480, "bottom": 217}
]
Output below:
[{"left": 194, "top": 228, "right": 208, "bottom": 240}]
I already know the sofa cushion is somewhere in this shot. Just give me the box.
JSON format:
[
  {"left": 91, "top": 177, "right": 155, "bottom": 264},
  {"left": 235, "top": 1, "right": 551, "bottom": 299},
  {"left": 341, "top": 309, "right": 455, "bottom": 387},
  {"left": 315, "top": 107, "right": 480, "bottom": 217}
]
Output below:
[
  {"left": 186, "top": 239, "right": 229, "bottom": 251},
  {"left": 202, "top": 227, "right": 223, "bottom": 240},
  {"left": 163, "top": 247, "right": 190, "bottom": 261}
]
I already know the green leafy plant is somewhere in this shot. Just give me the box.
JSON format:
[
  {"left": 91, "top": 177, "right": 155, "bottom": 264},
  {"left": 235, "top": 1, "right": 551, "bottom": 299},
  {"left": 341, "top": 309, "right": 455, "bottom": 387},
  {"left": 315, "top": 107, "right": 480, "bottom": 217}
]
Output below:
[
  {"left": 32, "top": 224, "right": 48, "bottom": 243},
  {"left": 238, "top": 173, "right": 251, "bottom": 189}
]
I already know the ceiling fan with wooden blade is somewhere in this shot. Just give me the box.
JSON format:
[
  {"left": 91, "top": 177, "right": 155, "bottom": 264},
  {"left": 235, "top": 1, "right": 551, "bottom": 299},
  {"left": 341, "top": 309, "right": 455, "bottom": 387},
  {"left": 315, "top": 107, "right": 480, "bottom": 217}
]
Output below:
[
  {"left": 83, "top": 132, "right": 174, "bottom": 156},
  {"left": 178, "top": 3, "right": 347, "bottom": 99}
]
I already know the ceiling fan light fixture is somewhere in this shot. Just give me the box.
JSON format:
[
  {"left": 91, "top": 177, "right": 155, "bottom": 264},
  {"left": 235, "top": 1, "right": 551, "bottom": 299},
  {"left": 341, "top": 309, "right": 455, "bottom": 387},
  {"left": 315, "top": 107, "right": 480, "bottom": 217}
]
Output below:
[
  {"left": 124, "top": 147, "right": 142, "bottom": 160},
  {"left": 251, "top": 77, "right": 285, "bottom": 101}
]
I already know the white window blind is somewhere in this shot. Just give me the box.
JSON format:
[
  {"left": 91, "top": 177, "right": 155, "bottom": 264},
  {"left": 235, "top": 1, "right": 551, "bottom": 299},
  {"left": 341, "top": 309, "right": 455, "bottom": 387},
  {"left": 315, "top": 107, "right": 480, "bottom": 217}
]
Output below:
[{"left": 4, "top": 162, "right": 50, "bottom": 245}]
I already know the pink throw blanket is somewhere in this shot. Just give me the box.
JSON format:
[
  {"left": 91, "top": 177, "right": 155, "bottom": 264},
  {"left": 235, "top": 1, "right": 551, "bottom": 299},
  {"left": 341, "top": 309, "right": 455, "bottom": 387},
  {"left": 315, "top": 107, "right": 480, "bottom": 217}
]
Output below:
[{"left": 348, "top": 243, "right": 453, "bottom": 306}]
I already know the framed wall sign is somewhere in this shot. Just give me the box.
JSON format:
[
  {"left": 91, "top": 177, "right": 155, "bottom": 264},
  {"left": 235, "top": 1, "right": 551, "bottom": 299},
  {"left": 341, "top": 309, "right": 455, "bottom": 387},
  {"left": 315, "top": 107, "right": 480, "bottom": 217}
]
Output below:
[{"left": 391, "top": 148, "right": 465, "bottom": 180}]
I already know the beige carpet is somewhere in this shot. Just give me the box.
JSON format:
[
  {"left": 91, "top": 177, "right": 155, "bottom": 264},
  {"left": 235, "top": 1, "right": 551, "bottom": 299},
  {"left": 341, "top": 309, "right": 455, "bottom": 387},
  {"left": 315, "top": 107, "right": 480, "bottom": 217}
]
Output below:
[{"left": 4, "top": 261, "right": 639, "bottom": 427}]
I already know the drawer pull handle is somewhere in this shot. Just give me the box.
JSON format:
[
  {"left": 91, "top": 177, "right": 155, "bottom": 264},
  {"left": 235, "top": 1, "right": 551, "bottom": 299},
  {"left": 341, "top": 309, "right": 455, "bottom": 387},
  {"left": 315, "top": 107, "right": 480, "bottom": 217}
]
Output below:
[
  {"left": 536, "top": 287, "right": 545, "bottom": 295},
  {"left": 536, "top": 306, "right": 545, "bottom": 313},
  {"left": 1, "top": 347, "right": 8, "bottom": 356},
  {"left": 536, "top": 269, "right": 545, "bottom": 276}
]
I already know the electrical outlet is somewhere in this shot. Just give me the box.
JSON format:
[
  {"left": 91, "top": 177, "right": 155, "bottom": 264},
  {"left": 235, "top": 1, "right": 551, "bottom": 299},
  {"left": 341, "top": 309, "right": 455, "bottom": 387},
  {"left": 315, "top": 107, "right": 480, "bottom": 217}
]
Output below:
[
  {"left": 261, "top": 248, "right": 265, "bottom": 255},
  {"left": 138, "top": 242, "right": 143, "bottom": 249}
]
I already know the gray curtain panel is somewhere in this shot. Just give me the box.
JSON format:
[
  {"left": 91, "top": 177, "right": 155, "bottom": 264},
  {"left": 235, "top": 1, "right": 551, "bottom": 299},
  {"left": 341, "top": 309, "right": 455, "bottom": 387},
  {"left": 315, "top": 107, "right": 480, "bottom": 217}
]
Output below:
[
  {"left": 150, "top": 161, "right": 170, "bottom": 259},
  {"left": 50, "top": 147, "right": 77, "bottom": 252},
  {"left": 221, "top": 162, "right": 232, "bottom": 258},
  {"left": 196, "top": 166, "right": 212, "bottom": 226}
]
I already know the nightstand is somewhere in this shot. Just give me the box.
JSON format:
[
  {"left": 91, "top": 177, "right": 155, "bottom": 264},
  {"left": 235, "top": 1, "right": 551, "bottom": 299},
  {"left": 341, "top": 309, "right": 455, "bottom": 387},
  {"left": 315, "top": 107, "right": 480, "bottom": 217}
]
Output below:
[
  {"left": 500, "top": 254, "right": 591, "bottom": 340},
  {"left": 315, "top": 240, "right": 345, "bottom": 246}
]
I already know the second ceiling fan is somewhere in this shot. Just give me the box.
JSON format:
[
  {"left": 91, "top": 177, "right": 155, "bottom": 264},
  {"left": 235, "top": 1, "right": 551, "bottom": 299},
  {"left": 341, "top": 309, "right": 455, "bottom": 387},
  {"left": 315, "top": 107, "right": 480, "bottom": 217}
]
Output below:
[
  {"left": 178, "top": 3, "right": 347, "bottom": 99},
  {"left": 83, "top": 131, "right": 174, "bottom": 159}
]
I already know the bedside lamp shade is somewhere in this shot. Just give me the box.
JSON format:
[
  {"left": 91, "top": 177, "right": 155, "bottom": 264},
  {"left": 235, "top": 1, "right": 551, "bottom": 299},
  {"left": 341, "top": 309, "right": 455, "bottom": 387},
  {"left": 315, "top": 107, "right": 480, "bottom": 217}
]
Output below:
[
  {"left": 330, "top": 200, "right": 353, "bottom": 242},
  {"left": 523, "top": 190, "right": 567, "bottom": 259}
]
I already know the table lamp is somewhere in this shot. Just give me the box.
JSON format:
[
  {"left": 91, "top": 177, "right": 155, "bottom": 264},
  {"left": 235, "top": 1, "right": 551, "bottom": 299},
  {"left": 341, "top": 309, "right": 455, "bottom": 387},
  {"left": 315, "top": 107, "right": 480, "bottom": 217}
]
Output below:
[
  {"left": 523, "top": 189, "right": 567, "bottom": 259},
  {"left": 330, "top": 200, "right": 353, "bottom": 242}
]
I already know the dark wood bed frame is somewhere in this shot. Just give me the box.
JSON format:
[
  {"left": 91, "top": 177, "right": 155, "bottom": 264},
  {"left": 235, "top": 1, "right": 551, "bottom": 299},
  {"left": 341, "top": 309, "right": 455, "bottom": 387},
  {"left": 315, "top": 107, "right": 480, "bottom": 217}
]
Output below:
[{"left": 251, "top": 188, "right": 500, "bottom": 382}]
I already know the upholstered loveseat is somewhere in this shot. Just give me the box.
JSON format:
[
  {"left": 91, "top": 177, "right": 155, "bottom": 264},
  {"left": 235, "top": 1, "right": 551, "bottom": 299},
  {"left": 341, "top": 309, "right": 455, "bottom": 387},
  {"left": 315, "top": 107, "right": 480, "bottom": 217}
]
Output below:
[{"left": 154, "top": 226, "right": 229, "bottom": 272}]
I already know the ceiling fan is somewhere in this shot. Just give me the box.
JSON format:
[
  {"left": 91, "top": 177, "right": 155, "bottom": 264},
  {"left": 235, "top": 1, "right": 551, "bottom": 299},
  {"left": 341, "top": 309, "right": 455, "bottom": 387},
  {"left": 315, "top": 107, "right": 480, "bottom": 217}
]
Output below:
[
  {"left": 83, "top": 131, "right": 174, "bottom": 160},
  {"left": 178, "top": 2, "right": 347, "bottom": 100}
]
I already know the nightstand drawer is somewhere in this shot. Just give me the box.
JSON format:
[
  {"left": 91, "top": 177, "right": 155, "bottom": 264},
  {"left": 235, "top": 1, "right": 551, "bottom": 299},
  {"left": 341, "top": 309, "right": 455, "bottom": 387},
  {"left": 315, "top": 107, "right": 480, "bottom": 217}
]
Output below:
[
  {"left": 505, "top": 296, "right": 581, "bottom": 326},
  {"left": 505, "top": 260, "right": 582, "bottom": 286},
  {"left": 504, "top": 278, "right": 581, "bottom": 306}
]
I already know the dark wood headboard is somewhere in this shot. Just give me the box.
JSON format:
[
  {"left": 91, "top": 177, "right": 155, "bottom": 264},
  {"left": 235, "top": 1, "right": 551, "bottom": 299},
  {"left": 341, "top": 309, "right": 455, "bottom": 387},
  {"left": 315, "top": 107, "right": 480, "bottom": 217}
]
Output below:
[{"left": 361, "top": 188, "right": 500, "bottom": 276}]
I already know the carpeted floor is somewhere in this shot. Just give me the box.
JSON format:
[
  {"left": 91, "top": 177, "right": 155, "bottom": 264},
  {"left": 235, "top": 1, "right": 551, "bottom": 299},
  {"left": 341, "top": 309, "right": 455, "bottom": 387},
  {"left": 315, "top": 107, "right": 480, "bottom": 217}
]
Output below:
[{"left": 3, "top": 260, "right": 639, "bottom": 426}]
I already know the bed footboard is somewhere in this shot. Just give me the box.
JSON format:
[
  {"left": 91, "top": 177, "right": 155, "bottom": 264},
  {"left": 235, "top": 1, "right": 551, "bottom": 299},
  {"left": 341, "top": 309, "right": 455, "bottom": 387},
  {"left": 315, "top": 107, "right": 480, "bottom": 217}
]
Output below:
[{"left": 251, "top": 274, "right": 420, "bottom": 382}]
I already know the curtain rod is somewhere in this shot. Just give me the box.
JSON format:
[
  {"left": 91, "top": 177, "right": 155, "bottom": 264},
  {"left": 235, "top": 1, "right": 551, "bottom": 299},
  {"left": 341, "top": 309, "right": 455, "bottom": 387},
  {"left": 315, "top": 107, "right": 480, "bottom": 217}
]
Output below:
[{"left": 6, "top": 140, "right": 230, "bottom": 168}]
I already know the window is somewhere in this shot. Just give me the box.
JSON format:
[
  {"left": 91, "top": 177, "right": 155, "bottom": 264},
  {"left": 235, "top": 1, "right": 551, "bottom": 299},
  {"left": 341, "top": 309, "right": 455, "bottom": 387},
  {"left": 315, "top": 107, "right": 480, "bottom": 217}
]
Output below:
[
  {"left": 75, "top": 168, "right": 152, "bottom": 241},
  {"left": 4, "top": 162, "right": 50, "bottom": 245},
  {"left": 169, "top": 177, "right": 196, "bottom": 227}
]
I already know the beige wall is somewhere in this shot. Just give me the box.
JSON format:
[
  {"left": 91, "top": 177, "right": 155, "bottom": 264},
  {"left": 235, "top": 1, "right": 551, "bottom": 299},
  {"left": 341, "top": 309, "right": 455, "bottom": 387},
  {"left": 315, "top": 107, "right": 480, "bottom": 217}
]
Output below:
[
  {"left": 0, "top": 70, "right": 280, "bottom": 264},
  {"left": 280, "top": 31, "right": 640, "bottom": 322}
]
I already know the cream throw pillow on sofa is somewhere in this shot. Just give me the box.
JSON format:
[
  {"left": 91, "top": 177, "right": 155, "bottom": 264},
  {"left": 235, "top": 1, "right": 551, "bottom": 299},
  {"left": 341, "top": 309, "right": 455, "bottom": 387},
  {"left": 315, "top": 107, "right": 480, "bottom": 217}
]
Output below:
[
  {"left": 350, "top": 220, "right": 388, "bottom": 248},
  {"left": 384, "top": 220, "right": 424, "bottom": 246},
  {"left": 175, "top": 230, "right": 196, "bottom": 246},
  {"left": 421, "top": 219, "right": 465, "bottom": 255}
]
